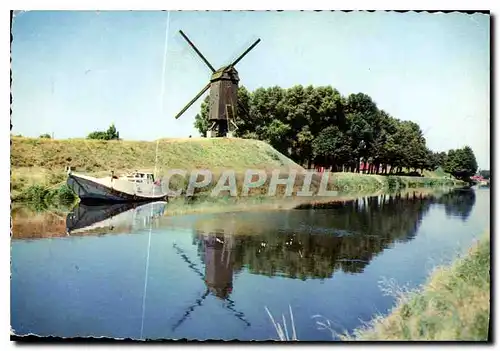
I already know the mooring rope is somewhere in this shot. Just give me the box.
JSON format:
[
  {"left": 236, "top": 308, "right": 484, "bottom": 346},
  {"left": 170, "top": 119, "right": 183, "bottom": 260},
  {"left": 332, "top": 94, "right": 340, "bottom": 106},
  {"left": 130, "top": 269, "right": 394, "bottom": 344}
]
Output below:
[{"left": 140, "top": 11, "right": 171, "bottom": 341}]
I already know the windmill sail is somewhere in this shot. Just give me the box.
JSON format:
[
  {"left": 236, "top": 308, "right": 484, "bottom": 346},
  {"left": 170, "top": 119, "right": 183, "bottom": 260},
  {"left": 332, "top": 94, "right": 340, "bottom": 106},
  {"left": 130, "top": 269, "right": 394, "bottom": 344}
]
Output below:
[{"left": 174, "top": 29, "right": 261, "bottom": 138}]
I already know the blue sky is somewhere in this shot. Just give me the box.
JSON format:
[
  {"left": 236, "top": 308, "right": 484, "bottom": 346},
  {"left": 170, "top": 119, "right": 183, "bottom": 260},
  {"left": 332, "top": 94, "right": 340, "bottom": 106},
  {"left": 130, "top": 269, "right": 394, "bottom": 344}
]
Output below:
[{"left": 11, "top": 11, "right": 490, "bottom": 168}]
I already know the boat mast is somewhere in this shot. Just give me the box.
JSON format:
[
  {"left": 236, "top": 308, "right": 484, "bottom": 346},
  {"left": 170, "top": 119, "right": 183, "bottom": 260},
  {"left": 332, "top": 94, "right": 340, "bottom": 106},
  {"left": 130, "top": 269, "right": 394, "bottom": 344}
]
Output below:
[{"left": 140, "top": 11, "right": 171, "bottom": 340}]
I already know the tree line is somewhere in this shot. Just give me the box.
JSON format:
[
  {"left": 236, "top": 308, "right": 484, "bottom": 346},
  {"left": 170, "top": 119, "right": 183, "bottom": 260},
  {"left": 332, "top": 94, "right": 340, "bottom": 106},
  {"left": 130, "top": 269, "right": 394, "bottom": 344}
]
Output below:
[{"left": 194, "top": 85, "right": 479, "bottom": 181}]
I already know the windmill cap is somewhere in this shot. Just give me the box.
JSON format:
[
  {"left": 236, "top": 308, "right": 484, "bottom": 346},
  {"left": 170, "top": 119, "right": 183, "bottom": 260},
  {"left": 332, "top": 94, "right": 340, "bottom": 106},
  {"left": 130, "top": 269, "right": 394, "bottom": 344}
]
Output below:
[{"left": 210, "top": 66, "right": 240, "bottom": 82}]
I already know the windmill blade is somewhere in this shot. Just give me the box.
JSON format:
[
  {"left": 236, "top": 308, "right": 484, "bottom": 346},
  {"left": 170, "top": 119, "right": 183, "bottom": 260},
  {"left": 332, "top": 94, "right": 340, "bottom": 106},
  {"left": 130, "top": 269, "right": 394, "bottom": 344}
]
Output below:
[
  {"left": 171, "top": 289, "right": 210, "bottom": 332},
  {"left": 179, "top": 30, "right": 216, "bottom": 73},
  {"left": 172, "top": 243, "right": 205, "bottom": 279},
  {"left": 229, "top": 38, "right": 261, "bottom": 68},
  {"left": 225, "top": 297, "right": 251, "bottom": 327},
  {"left": 174, "top": 82, "right": 211, "bottom": 119}
]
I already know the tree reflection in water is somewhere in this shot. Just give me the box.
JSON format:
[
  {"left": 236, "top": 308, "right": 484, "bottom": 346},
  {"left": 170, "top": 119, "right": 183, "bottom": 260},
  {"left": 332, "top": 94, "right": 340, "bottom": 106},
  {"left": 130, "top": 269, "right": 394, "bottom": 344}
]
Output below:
[
  {"left": 190, "top": 188, "right": 476, "bottom": 284},
  {"left": 167, "top": 187, "right": 477, "bottom": 333}
]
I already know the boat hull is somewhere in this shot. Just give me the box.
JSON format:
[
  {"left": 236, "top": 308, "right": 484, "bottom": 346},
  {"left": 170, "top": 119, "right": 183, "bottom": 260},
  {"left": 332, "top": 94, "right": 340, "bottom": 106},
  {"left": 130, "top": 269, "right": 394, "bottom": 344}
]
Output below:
[
  {"left": 67, "top": 173, "right": 169, "bottom": 203},
  {"left": 66, "top": 201, "right": 167, "bottom": 235}
]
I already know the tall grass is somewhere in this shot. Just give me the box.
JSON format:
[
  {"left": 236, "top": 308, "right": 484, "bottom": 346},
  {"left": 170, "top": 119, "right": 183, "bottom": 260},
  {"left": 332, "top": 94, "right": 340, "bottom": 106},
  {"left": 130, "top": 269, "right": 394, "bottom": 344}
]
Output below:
[
  {"left": 265, "top": 305, "right": 298, "bottom": 341},
  {"left": 348, "top": 233, "right": 490, "bottom": 341}
]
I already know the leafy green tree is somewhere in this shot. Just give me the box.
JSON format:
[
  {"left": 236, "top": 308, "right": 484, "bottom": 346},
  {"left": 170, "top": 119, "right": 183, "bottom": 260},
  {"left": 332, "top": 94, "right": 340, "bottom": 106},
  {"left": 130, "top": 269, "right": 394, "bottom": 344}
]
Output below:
[
  {"left": 262, "top": 119, "right": 291, "bottom": 154},
  {"left": 424, "top": 148, "right": 439, "bottom": 172},
  {"left": 444, "top": 146, "right": 478, "bottom": 181},
  {"left": 250, "top": 86, "right": 287, "bottom": 139},
  {"left": 39, "top": 133, "right": 51, "bottom": 139},
  {"left": 294, "top": 126, "right": 314, "bottom": 167},
  {"left": 312, "top": 126, "right": 352, "bottom": 171},
  {"left": 87, "top": 131, "right": 108, "bottom": 140},
  {"left": 87, "top": 124, "right": 120, "bottom": 140},
  {"left": 479, "top": 170, "right": 490, "bottom": 179},
  {"left": 434, "top": 151, "right": 447, "bottom": 168},
  {"left": 106, "top": 123, "right": 120, "bottom": 140},
  {"left": 192, "top": 84, "right": 458, "bottom": 177},
  {"left": 194, "top": 96, "right": 210, "bottom": 137}
]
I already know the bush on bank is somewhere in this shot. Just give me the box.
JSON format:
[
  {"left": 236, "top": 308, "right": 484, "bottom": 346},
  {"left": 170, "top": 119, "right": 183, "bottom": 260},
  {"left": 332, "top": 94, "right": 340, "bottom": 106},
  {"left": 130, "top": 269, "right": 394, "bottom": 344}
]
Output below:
[{"left": 12, "top": 183, "right": 77, "bottom": 207}]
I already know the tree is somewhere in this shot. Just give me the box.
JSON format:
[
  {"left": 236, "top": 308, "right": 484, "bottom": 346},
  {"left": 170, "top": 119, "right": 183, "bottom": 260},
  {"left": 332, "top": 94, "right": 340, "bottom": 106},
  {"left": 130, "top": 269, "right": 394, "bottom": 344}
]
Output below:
[
  {"left": 87, "top": 123, "right": 120, "bottom": 140},
  {"left": 192, "top": 84, "right": 457, "bottom": 176},
  {"left": 444, "top": 146, "right": 478, "bottom": 181},
  {"left": 262, "top": 119, "right": 291, "bottom": 154},
  {"left": 194, "top": 96, "right": 210, "bottom": 137},
  {"left": 249, "top": 86, "right": 287, "bottom": 140},
  {"left": 294, "top": 126, "right": 314, "bottom": 168},
  {"left": 434, "top": 152, "right": 447, "bottom": 168},
  {"left": 312, "top": 126, "right": 352, "bottom": 171},
  {"left": 106, "top": 123, "right": 120, "bottom": 140},
  {"left": 39, "top": 133, "right": 51, "bottom": 139},
  {"left": 479, "top": 170, "right": 490, "bottom": 179},
  {"left": 87, "top": 131, "right": 108, "bottom": 140}
]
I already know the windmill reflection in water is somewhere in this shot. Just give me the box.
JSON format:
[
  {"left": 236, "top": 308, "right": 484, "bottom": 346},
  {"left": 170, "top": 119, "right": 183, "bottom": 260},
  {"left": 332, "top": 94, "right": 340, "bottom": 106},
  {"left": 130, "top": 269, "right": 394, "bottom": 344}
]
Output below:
[
  {"left": 171, "top": 231, "right": 251, "bottom": 332},
  {"left": 66, "top": 201, "right": 250, "bottom": 333}
]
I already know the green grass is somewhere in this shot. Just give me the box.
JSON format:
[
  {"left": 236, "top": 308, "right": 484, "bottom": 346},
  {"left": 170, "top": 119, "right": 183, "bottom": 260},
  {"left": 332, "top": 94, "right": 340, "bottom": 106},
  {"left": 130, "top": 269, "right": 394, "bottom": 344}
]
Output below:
[
  {"left": 423, "top": 166, "right": 448, "bottom": 178},
  {"left": 11, "top": 136, "right": 302, "bottom": 173},
  {"left": 349, "top": 232, "right": 491, "bottom": 341},
  {"left": 11, "top": 136, "right": 464, "bottom": 203},
  {"left": 331, "top": 172, "right": 462, "bottom": 193},
  {"left": 10, "top": 136, "right": 303, "bottom": 199},
  {"left": 13, "top": 183, "right": 78, "bottom": 209}
]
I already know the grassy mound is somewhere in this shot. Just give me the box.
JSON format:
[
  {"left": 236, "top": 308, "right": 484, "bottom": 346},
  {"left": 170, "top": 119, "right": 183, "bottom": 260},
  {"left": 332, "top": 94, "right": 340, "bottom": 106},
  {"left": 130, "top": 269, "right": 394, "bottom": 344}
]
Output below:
[
  {"left": 11, "top": 136, "right": 303, "bottom": 172},
  {"left": 10, "top": 136, "right": 303, "bottom": 199}
]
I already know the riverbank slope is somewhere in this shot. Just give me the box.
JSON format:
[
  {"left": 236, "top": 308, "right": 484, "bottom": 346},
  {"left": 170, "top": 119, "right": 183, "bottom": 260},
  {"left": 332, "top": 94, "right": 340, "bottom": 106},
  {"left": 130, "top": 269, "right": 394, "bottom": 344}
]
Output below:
[
  {"left": 11, "top": 136, "right": 463, "bottom": 202},
  {"left": 11, "top": 136, "right": 302, "bottom": 200},
  {"left": 350, "top": 232, "right": 490, "bottom": 341}
]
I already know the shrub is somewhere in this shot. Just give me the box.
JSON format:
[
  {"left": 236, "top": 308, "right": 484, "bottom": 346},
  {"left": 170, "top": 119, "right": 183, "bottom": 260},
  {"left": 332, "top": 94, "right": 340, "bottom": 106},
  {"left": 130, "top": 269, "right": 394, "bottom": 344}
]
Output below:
[
  {"left": 87, "top": 124, "right": 120, "bottom": 140},
  {"left": 48, "top": 184, "right": 76, "bottom": 204},
  {"left": 19, "top": 184, "right": 49, "bottom": 203}
]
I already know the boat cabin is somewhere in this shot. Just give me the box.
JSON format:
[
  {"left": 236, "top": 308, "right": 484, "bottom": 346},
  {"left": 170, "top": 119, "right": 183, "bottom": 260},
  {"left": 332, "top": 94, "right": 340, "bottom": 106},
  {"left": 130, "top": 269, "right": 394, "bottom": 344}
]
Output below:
[{"left": 121, "top": 171, "right": 156, "bottom": 184}]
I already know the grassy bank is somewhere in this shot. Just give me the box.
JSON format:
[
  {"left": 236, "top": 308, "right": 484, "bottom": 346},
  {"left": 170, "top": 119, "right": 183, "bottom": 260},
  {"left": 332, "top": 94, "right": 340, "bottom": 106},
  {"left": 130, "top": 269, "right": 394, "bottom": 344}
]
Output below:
[
  {"left": 10, "top": 136, "right": 302, "bottom": 201},
  {"left": 11, "top": 136, "right": 463, "bottom": 203},
  {"left": 330, "top": 172, "right": 462, "bottom": 193},
  {"left": 265, "top": 232, "right": 490, "bottom": 341},
  {"left": 11, "top": 170, "right": 460, "bottom": 205},
  {"left": 11, "top": 136, "right": 302, "bottom": 173},
  {"left": 350, "top": 232, "right": 491, "bottom": 341},
  {"left": 11, "top": 183, "right": 77, "bottom": 210}
]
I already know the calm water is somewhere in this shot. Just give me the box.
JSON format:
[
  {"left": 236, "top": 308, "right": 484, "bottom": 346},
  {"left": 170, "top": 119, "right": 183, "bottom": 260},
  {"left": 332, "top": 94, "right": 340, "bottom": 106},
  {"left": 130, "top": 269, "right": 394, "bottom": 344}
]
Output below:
[{"left": 11, "top": 188, "right": 490, "bottom": 341}]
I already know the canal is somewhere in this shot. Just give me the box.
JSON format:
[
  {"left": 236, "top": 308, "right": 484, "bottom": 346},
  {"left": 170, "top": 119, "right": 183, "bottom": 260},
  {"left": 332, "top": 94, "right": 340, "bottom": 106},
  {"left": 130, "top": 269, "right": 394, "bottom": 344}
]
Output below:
[{"left": 10, "top": 187, "right": 490, "bottom": 341}]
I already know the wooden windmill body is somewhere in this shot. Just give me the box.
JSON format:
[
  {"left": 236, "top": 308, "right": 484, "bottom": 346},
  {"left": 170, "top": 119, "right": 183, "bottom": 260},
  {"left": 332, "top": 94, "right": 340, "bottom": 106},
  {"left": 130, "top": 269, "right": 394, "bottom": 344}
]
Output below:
[{"left": 174, "top": 30, "right": 260, "bottom": 138}]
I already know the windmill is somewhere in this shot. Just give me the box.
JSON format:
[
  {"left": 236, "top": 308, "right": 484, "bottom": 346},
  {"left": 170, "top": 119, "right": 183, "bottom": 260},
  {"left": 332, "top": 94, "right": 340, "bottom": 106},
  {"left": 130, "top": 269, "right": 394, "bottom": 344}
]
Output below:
[
  {"left": 170, "top": 233, "right": 250, "bottom": 332},
  {"left": 174, "top": 30, "right": 261, "bottom": 138}
]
